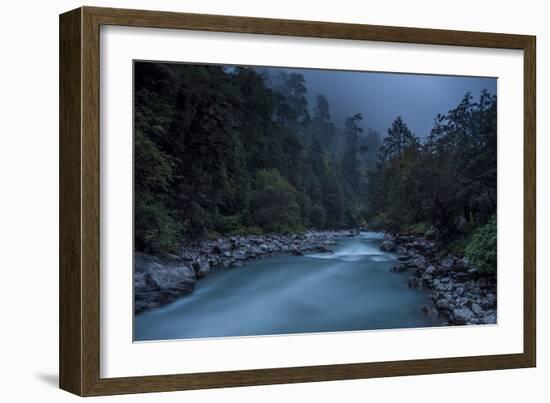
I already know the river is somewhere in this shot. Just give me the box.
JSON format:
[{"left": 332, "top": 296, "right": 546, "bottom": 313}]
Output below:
[{"left": 134, "top": 232, "right": 442, "bottom": 341}]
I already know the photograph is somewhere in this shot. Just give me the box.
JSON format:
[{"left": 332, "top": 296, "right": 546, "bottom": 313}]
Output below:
[{"left": 132, "top": 61, "right": 498, "bottom": 341}]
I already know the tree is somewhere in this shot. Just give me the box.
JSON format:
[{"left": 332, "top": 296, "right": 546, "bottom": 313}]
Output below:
[
  {"left": 362, "top": 129, "right": 382, "bottom": 170},
  {"left": 424, "top": 91, "right": 497, "bottom": 231},
  {"left": 250, "top": 169, "right": 301, "bottom": 232},
  {"left": 367, "top": 92, "right": 497, "bottom": 245},
  {"left": 314, "top": 94, "right": 330, "bottom": 122},
  {"left": 379, "top": 116, "right": 419, "bottom": 161},
  {"left": 341, "top": 113, "right": 364, "bottom": 190},
  {"left": 311, "top": 94, "right": 336, "bottom": 148}
]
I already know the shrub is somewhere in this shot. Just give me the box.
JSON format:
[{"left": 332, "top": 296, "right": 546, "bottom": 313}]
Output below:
[
  {"left": 229, "top": 226, "right": 264, "bottom": 236},
  {"left": 134, "top": 198, "right": 182, "bottom": 254},
  {"left": 250, "top": 169, "right": 300, "bottom": 232},
  {"left": 464, "top": 216, "right": 497, "bottom": 275},
  {"left": 368, "top": 213, "right": 393, "bottom": 232},
  {"left": 401, "top": 222, "right": 429, "bottom": 235},
  {"left": 219, "top": 214, "right": 244, "bottom": 234}
]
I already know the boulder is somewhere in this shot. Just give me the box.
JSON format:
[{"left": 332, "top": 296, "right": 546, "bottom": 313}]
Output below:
[
  {"left": 192, "top": 256, "right": 211, "bottom": 278},
  {"left": 471, "top": 303, "right": 484, "bottom": 317},
  {"left": 410, "top": 256, "right": 427, "bottom": 269},
  {"left": 453, "top": 258, "right": 470, "bottom": 273},
  {"left": 452, "top": 307, "right": 474, "bottom": 325},
  {"left": 380, "top": 239, "right": 396, "bottom": 252},
  {"left": 435, "top": 298, "right": 450, "bottom": 310},
  {"left": 313, "top": 245, "right": 333, "bottom": 253},
  {"left": 391, "top": 262, "right": 408, "bottom": 273},
  {"left": 395, "top": 246, "right": 409, "bottom": 255},
  {"left": 482, "top": 312, "right": 497, "bottom": 324},
  {"left": 440, "top": 257, "right": 455, "bottom": 270},
  {"left": 410, "top": 240, "right": 431, "bottom": 253},
  {"left": 425, "top": 265, "right": 436, "bottom": 275},
  {"left": 486, "top": 293, "right": 497, "bottom": 307},
  {"left": 421, "top": 275, "right": 434, "bottom": 289},
  {"left": 134, "top": 253, "right": 196, "bottom": 314},
  {"left": 422, "top": 304, "right": 440, "bottom": 318},
  {"left": 408, "top": 276, "right": 420, "bottom": 289},
  {"left": 454, "top": 272, "right": 470, "bottom": 283}
]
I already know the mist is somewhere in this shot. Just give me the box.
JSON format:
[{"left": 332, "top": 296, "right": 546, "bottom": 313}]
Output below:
[{"left": 261, "top": 67, "right": 497, "bottom": 138}]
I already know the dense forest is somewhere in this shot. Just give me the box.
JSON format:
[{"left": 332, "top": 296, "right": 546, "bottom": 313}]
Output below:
[{"left": 134, "top": 62, "right": 496, "bottom": 272}]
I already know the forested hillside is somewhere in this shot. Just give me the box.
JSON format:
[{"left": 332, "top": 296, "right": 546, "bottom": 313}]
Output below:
[
  {"left": 134, "top": 63, "right": 374, "bottom": 253},
  {"left": 134, "top": 62, "right": 497, "bottom": 270},
  {"left": 365, "top": 91, "right": 497, "bottom": 271}
]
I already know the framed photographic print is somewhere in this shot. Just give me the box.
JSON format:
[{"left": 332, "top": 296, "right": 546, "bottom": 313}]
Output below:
[{"left": 59, "top": 6, "right": 536, "bottom": 396}]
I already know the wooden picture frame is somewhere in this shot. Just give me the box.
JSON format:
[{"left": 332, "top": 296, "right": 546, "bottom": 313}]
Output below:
[{"left": 59, "top": 6, "right": 536, "bottom": 396}]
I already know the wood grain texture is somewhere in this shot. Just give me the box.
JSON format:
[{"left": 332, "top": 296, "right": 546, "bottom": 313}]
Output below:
[
  {"left": 81, "top": 6, "right": 102, "bottom": 396},
  {"left": 59, "top": 7, "right": 82, "bottom": 396},
  {"left": 523, "top": 38, "right": 536, "bottom": 367},
  {"left": 59, "top": 6, "right": 537, "bottom": 396}
]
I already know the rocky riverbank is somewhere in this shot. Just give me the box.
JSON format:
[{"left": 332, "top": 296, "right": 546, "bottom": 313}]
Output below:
[
  {"left": 381, "top": 234, "right": 497, "bottom": 326},
  {"left": 135, "top": 230, "right": 351, "bottom": 314}
]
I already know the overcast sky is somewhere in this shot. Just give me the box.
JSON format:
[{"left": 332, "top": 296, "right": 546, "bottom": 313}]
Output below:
[{"left": 268, "top": 67, "right": 497, "bottom": 138}]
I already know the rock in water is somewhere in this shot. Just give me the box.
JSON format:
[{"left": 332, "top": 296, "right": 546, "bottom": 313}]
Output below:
[
  {"left": 435, "top": 298, "right": 450, "bottom": 310},
  {"left": 192, "top": 256, "right": 211, "bottom": 278},
  {"left": 134, "top": 253, "right": 196, "bottom": 314},
  {"left": 408, "top": 276, "right": 420, "bottom": 289},
  {"left": 314, "top": 245, "right": 333, "bottom": 253},
  {"left": 391, "top": 262, "right": 408, "bottom": 273},
  {"left": 422, "top": 304, "right": 440, "bottom": 319},
  {"left": 380, "top": 239, "right": 396, "bottom": 252}
]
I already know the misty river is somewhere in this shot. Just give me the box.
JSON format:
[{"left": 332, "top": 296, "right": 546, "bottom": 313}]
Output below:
[{"left": 134, "top": 232, "right": 442, "bottom": 341}]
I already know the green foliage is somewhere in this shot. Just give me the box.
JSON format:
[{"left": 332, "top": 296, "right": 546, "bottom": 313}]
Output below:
[
  {"left": 379, "top": 116, "right": 419, "bottom": 161},
  {"left": 366, "top": 93, "right": 497, "bottom": 246},
  {"left": 367, "top": 213, "right": 390, "bottom": 231},
  {"left": 134, "top": 62, "right": 373, "bottom": 253},
  {"left": 134, "top": 198, "right": 183, "bottom": 253},
  {"left": 228, "top": 226, "right": 265, "bottom": 236},
  {"left": 217, "top": 214, "right": 245, "bottom": 234},
  {"left": 465, "top": 216, "right": 497, "bottom": 274},
  {"left": 309, "top": 204, "right": 327, "bottom": 229},
  {"left": 401, "top": 222, "right": 429, "bottom": 235},
  {"left": 133, "top": 62, "right": 496, "bottom": 257},
  {"left": 445, "top": 236, "right": 470, "bottom": 257},
  {"left": 250, "top": 169, "right": 301, "bottom": 233}
]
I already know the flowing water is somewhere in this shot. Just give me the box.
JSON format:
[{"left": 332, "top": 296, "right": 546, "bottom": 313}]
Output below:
[{"left": 134, "top": 232, "right": 442, "bottom": 341}]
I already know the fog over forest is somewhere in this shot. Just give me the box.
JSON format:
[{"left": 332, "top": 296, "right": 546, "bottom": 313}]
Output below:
[{"left": 262, "top": 66, "right": 496, "bottom": 138}]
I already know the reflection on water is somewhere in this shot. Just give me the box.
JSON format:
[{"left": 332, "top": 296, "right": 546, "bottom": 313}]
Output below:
[{"left": 134, "top": 232, "right": 442, "bottom": 341}]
